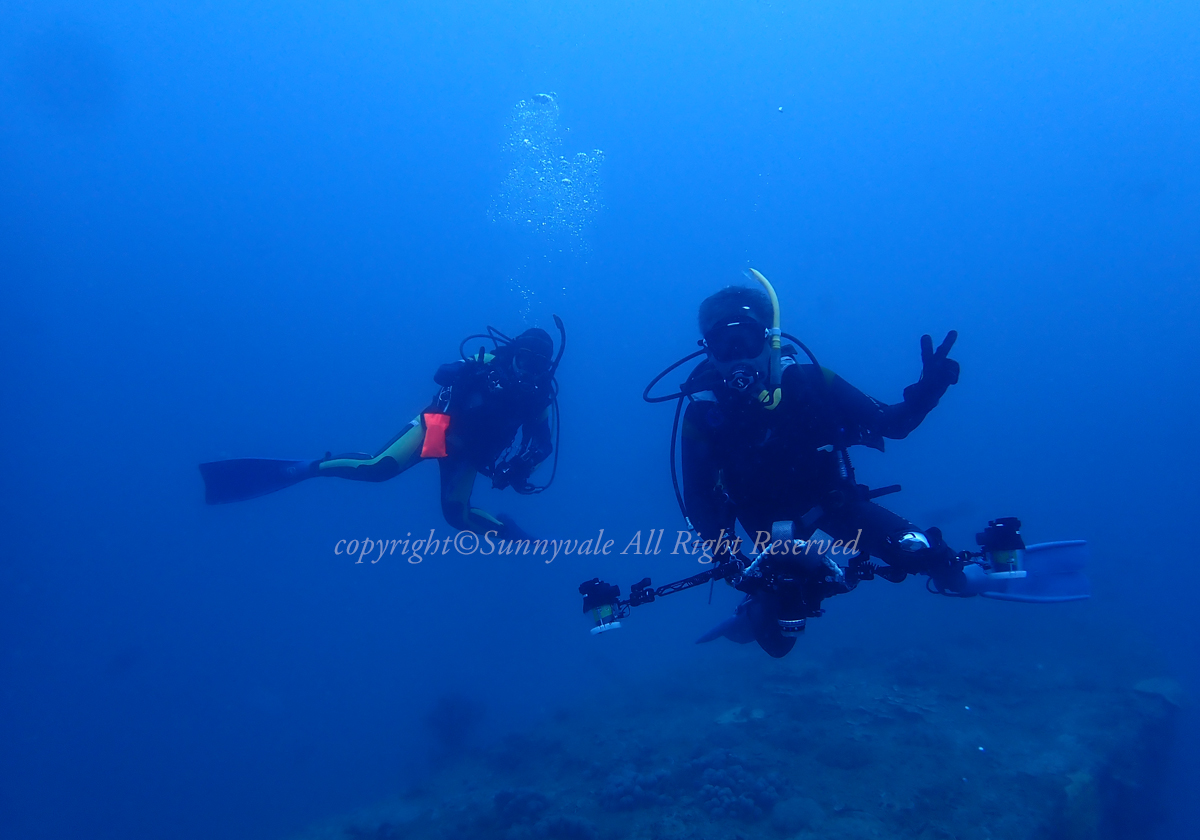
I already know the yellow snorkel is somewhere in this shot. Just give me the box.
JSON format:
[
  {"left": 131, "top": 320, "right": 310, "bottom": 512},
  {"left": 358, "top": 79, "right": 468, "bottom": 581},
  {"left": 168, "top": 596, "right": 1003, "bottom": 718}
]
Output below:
[{"left": 746, "top": 268, "right": 783, "bottom": 410}]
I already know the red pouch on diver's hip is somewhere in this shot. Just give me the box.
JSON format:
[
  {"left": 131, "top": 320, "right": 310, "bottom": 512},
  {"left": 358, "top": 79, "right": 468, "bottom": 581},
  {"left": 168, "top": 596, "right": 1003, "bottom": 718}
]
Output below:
[{"left": 421, "top": 413, "right": 451, "bottom": 458}]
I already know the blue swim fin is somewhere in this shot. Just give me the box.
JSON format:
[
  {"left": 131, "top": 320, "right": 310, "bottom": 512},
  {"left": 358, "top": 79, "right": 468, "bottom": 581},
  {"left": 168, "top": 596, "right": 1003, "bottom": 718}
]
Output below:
[
  {"left": 960, "top": 540, "right": 1091, "bottom": 603},
  {"left": 199, "top": 458, "right": 315, "bottom": 504}
]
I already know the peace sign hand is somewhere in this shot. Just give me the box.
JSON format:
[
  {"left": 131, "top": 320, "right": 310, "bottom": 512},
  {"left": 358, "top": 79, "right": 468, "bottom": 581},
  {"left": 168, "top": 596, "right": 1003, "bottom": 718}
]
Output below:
[{"left": 919, "top": 330, "right": 960, "bottom": 388}]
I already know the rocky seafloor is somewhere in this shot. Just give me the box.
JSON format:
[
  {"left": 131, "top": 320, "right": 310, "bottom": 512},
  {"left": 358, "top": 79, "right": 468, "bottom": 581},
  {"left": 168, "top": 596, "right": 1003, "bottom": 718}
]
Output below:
[{"left": 293, "top": 620, "right": 1181, "bottom": 840}]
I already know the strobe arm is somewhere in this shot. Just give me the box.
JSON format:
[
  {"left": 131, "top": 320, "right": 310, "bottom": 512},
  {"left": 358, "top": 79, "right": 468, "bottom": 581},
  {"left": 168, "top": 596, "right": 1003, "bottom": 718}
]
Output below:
[
  {"left": 580, "top": 559, "right": 746, "bottom": 621},
  {"left": 631, "top": 560, "right": 746, "bottom": 605}
]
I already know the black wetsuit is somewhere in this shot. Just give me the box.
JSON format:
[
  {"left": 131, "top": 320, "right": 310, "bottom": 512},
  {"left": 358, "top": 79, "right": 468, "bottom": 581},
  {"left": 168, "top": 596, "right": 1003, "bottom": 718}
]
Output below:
[
  {"left": 682, "top": 359, "right": 950, "bottom": 574},
  {"left": 317, "top": 351, "right": 553, "bottom": 536},
  {"left": 434, "top": 357, "right": 553, "bottom": 473}
]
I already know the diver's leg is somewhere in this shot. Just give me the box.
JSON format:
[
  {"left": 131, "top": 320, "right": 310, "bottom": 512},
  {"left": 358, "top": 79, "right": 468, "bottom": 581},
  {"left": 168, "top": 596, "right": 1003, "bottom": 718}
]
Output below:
[
  {"left": 437, "top": 455, "right": 513, "bottom": 537},
  {"left": 816, "top": 500, "right": 914, "bottom": 564},
  {"left": 816, "top": 500, "right": 959, "bottom": 584},
  {"left": 317, "top": 417, "right": 426, "bottom": 482}
]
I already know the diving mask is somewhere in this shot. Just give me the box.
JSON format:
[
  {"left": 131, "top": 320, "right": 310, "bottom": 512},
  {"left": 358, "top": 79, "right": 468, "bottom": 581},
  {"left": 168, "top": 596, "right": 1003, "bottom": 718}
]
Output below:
[
  {"left": 703, "top": 320, "right": 769, "bottom": 363},
  {"left": 512, "top": 347, "right": 552, "bottom": 378}
]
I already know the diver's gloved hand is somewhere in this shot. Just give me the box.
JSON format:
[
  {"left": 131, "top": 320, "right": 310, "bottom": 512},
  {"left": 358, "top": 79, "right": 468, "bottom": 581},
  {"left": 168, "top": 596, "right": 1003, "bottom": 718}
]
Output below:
[
  {"left": 904, "top": 331, "right": 960, "bottom": 408},
  {"left": 885, "top": 526, "right": 964, "bottom": 587},
  {"left": 920, "top": 527, "right": 970, "bottom": 594},
  {"left": 491, "top": 453, "right": 537, "bottom": 492}
]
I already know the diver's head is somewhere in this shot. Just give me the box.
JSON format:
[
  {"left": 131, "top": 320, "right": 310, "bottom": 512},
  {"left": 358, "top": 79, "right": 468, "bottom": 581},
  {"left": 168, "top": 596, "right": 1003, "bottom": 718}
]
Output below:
[
  {"left": 506, "top": 328, "right": 555, "bottom": 383},
  {"left": 699, "top": 286, "right": 773, "bottom": 393}
]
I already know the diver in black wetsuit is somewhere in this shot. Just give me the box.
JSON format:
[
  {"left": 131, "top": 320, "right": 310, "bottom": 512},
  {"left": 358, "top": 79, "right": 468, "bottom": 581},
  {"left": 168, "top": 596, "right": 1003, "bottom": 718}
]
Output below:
[
  {"left": 199, "top": 323, "right": 564, "bottom": 540},
  {"left": 577, "top": 273, "right": 1087, "bottom": 651},
  {"left": 680, "top": 275, "right": 962, "bottom": 655}
]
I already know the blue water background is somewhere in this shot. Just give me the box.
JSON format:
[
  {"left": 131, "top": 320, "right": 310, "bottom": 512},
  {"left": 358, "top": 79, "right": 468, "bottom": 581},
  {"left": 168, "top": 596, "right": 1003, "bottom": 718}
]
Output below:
[{"left": 1, "top": 2, "right": 1197, "bottom": 838}]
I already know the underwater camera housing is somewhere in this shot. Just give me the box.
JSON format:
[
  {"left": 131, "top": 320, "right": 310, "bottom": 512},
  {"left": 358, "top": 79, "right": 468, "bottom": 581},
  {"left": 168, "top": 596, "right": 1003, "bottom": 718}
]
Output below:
[
  {"left": 576, "top": 520, "right": 844, "bottom": 640},
  {"left": 976, "top": 517, "right": 1028, "bottom": 580},
  {"left": 743, "top": 520, "right": 845, "bottom": 636},
  {"left": 490, "top": 450, "right": 538, "bottom": 491}
]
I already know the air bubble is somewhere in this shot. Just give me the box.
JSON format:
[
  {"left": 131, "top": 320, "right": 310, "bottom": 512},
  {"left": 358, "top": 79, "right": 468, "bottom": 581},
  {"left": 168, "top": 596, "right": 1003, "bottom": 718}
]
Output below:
[{"left": 490, "top": 93, "right": 604, "bottom": 245}]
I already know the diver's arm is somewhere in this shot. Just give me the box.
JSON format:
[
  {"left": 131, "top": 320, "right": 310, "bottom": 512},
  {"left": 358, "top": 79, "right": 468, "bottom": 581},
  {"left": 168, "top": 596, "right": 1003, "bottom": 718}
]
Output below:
[
  {"left": 491, "top": 407, "right": 553, "bottom": 492},
  {"left": 434, "top": 360, "right": 466, "bottom": 386},
  {"left": 828, "top": 331, "right": 960, "bottom": 442},
  {"left": 436, "top": 354, "right": 496, "bottom": 387},
  {"left": 681, "top": 401, "right": 736, "bottom": 542},
  {"left": 881, "top": 330, "right": 960, "bottom": 438},
  {"left": 521, "top": 407, "right": 553, "bottom": 466},
  {"left": 825, "top": 373, "right": 931, "bottom": 443}
]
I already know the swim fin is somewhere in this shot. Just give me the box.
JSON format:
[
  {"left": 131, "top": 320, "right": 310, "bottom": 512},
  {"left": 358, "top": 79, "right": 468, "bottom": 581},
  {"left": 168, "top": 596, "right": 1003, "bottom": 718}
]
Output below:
[
  {"left": 696, "top": 610, "right": 756, "bottom": 645},
  {"left": 697, "top": 595, "right": 796, "bottom": 657},
  {"left": 198, "top": 458, "right": 316, "bottom": 504},
  {"left": 959, "top": 540, "right": 1091, "bottom": 603},
  {"left": 496, "top": 513, "right": 534, "bottom": 541}
]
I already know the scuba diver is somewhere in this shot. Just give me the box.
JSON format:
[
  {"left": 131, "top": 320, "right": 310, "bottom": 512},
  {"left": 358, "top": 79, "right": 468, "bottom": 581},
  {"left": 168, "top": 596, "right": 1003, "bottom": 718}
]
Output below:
[
  {"left": 199, "top": 319, "right": 566, "bottom": 540},
  {"left": 578, "top": 271, "right": 1088, "bottom": 657}
]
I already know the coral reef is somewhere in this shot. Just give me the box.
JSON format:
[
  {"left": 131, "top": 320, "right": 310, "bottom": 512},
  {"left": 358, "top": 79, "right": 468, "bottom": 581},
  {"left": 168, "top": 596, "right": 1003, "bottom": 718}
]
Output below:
[
  {"left": 689, "top": 751, "right": 782, "bottom": 820},
  {"left": 600, "top": 769, "right": 674, "bottom": 811},
  {"left": 291, "top": 630, "right": 1178, "bottom": 840}
]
